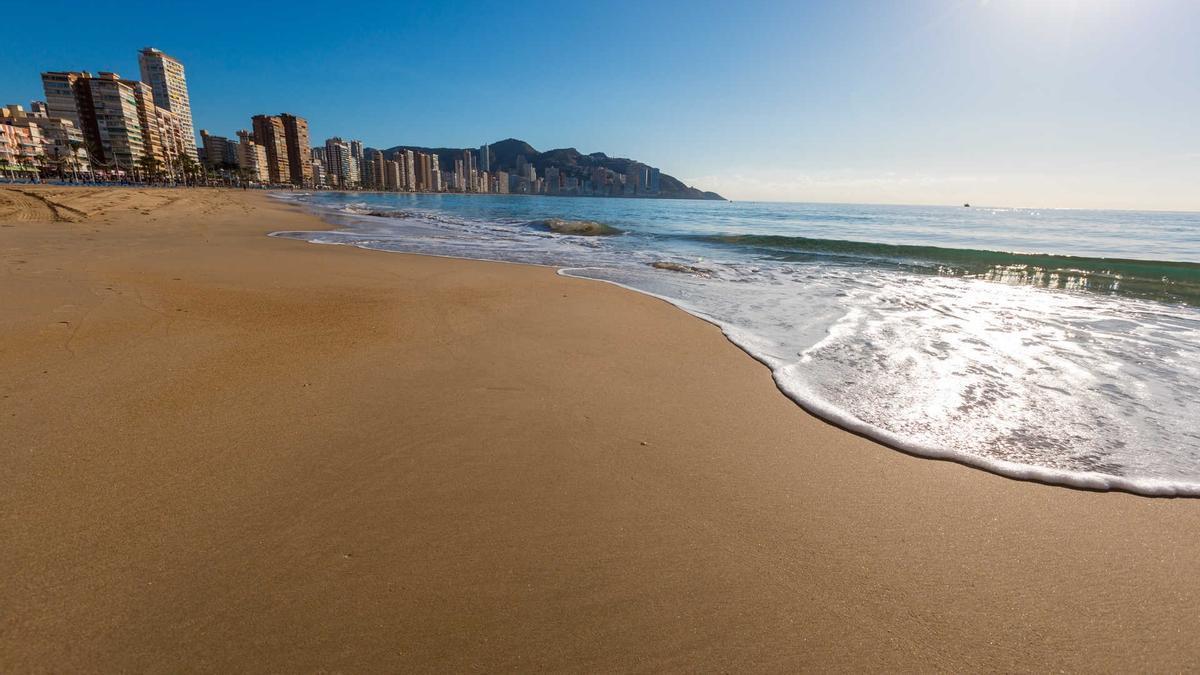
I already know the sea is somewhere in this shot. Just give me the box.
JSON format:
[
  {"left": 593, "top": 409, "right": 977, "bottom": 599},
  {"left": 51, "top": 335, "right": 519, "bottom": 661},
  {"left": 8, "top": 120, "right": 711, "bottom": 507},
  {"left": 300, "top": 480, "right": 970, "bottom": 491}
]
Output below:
[{"left": 272, "top": 192, "right": 1200, "bottom": 496}]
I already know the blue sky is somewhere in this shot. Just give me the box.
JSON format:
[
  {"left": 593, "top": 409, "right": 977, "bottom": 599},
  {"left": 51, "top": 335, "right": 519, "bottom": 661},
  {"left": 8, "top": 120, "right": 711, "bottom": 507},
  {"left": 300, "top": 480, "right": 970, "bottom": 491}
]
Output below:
[{"left": 2, "top": 0, "right": 1197, "bottom": 209}]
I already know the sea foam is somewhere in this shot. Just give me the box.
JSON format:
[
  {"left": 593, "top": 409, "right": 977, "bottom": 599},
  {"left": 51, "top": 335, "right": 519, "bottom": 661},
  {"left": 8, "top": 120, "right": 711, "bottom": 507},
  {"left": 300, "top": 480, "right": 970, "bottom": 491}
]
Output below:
[{"left": 270, "top": 191, "right": 1200, "bottom": 496}]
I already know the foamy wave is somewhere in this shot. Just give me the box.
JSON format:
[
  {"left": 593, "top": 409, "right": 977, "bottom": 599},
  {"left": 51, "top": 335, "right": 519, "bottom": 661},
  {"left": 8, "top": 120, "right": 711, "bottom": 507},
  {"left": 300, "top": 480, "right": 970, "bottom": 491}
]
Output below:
[
  {"left": 559, "top": 268, "right": 1200, "bottom": 497},
  {"left": 270, "top": 191, "right": 1200, "bottom": 498}
]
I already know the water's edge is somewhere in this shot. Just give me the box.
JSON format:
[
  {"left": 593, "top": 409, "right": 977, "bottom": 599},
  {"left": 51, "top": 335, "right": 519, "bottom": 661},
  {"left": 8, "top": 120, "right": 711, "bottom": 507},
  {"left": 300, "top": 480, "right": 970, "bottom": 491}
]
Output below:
[
  {"left": 267, "top": 195, "right": 1199, "bottom": 498},
  {"left": 556, "top": 269, "right": 1200, "bottom": 497}
]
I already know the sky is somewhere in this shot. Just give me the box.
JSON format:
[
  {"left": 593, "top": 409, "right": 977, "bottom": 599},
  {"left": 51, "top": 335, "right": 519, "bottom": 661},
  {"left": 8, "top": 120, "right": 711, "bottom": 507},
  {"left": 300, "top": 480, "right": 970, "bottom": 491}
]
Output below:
[{"left": 2, "top": 0, "right": 1197, "bottom": 210}]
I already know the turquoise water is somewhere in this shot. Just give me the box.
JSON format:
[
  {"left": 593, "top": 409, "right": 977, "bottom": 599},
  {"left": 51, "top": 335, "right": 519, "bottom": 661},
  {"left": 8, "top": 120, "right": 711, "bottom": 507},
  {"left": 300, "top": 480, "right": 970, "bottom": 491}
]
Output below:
[{"left": 274, "top": 193, "right": 1200, "bottom": 496}]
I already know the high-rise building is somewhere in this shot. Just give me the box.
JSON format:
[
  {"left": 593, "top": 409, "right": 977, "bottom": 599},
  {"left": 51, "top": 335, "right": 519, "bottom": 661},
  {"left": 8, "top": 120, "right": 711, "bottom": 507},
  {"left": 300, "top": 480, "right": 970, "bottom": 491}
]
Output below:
[
  {"left": 412, "top": 152, "right": 429, "bottom": 191},
  {"left": 0, "top": 111, "right": 43, "bottom": 177},
  {"left": 1, "top": 104, "right": 91, "bottom": 175},
  {"left": 465, "top": 149, "right": 478, "bottom": 192},
  {"left": 366, "top": 149, "right": 384, "bottom": 189},
  {"left": 460, "top": 149, "right": 472, "bottom": 191},
  {"left": 402, "top": 150, "right": 415, "bottom": 191},
  {"left": 42, "top": 69, "right": 181, "bottom": 173},
  {"left": 311, "top": 157, "right": 326, "bottom": 188},
  {"left": 430, "top": 154, "right": 441, "bottom": 192},
  {"left": 453, "top": 158, "right": 465, "bottom": 191},
  {"left": 479, "top": 143, "right": 490, "bottom": 173},
  {"left": 324, "top": 137, "right": 353, "bottom": 188},
  {"left": 235, "top": 129, "right": 270, "bottom": 182},
  {"left": 41, "top": 71, "right": 101, "bottom": 161},
  {"left": 251, "top": 114, "right": 290, "bottom": 184},
  {"left": 398, "top": 150, "right": 408, "bottom": 191},
  {"left": 138, "top": 47, "right": 198, "bottom": 161},
  {"left": 279, "top": 113, "right": 312, "bottom": 186},
  {"left": 87, "top": 73, "right": 149, "bottom": 173},
  {"left": 128, "top": 80, "right": 167, "bottom": 168},
  {"left": 360, "top": 149, "right": 376, "bottom": 189},
  {"left": 420, "top": 152, "right": 431, "bottom": 191},
  {"left": 413, "top": 151, "right": 439, "bottom": 191},
  {"left": 199, "top": 130, "right": 237, "bottom": 168},
  {"left": 154, "top": 107, "right": 191, "bottom": 171},
  {"left": 36, "top": 118, "right": 89, "bottom": 174},
  {"left": 384, "top": 159, "right": 400, "bottom": 191},
  {"left": 495, "top": 170, "right": 509, "bottom": 194}
]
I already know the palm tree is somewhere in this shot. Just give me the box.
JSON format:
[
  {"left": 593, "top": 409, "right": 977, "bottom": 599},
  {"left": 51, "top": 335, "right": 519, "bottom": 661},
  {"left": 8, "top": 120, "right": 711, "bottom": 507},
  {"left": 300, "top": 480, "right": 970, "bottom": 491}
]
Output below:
[
  {"left": 84, "top": 139, "right": 106, "bottom": 181},
  {"left": 138, "top": 155, "right": 164, "bottom": 184},
  {"left": 67, "top": 140, "right": 87, "bottom": 182},
  {"left": 176, "top": 154, "right": 200, "bottom": 187},
  {"left": 218, "top": 161, "right": 239, "bottom": 187}
]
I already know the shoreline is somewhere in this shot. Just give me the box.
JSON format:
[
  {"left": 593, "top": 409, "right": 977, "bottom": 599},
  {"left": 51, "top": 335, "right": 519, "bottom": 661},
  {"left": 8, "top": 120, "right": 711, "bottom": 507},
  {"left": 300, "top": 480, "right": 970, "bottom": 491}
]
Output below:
[
  {"left": 4, "top": 185, "right": 1200, "bottom": 670},
  {"left": 278, "top": 192, "right": 1200, "bottom": 497}
]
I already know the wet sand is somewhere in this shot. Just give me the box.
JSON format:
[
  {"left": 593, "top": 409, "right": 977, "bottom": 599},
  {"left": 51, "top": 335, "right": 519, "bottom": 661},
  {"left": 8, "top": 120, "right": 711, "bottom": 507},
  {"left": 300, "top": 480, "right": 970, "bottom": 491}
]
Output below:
[{"left": 2, "top": 185, "right": 1199, "bottom": 671}]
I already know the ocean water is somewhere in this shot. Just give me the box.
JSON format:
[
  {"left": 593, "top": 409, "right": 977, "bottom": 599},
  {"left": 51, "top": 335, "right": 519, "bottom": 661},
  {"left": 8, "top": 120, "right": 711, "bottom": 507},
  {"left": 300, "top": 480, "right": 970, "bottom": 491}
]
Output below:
[{"left": 272, "top": 192, "right": 1200, "bottom": 496}]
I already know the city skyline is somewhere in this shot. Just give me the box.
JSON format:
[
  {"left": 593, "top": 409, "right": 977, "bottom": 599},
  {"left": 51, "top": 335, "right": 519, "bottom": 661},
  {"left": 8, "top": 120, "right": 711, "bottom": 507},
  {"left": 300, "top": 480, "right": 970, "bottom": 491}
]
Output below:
[
  {"left": 4, "top": 43, "right": 700, "bottom": 199},
  {"left": 1, "top": 1, "right": 1197, "bottom": 209}
]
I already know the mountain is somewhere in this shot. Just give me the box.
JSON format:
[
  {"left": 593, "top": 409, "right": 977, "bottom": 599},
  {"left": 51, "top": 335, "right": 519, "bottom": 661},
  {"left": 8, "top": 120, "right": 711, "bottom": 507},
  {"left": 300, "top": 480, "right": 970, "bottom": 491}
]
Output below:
[{"left": 380, "top": 138, "right": 724, "bottom": 201}]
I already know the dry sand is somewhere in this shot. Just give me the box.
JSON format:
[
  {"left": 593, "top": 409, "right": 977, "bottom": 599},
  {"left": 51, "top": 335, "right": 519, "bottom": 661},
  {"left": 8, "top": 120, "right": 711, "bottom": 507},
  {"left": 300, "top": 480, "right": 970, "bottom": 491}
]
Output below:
[{"left": 2, "top": 185, "right": 1199, "bottom": 671}]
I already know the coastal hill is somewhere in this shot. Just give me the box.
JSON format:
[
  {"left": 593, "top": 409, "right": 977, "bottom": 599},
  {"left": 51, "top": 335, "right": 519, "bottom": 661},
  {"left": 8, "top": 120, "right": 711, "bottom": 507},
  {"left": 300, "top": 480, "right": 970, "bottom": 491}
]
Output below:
[{"left": 381, "top": 138, "right": 724, "bottom": 201}]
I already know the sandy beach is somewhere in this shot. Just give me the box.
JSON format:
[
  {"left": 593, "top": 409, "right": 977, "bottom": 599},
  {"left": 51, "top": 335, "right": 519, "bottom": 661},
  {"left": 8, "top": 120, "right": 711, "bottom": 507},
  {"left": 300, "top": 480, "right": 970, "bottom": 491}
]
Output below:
[{"left": 3, "top": 185, "right": 1200, "bottom": 671}]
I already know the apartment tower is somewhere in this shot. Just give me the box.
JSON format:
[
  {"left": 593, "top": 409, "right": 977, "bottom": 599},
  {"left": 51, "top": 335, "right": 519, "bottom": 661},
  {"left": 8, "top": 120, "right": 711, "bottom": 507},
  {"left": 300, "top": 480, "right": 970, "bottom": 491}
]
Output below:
[
  {"left": 324, "top": 137, "right": 352, "bottom": 188},
  {"left": 279, "top": 113, "right": 312, "bottom": 186},
  {"left": 251, "top": 114, "right": 290, "bottom": 184},
  {"left": 138, "top": 47, "right": 198, "bottom": 160},
  {"left": 199, "top": 130, "right": 237, "bottom": 168},
  {"left": 87, "top": 73, "right": 150, "bottom": 171},
  {"left": 41, "top": 72, "right": 101, "bottom": 160}
]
